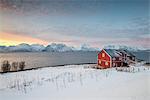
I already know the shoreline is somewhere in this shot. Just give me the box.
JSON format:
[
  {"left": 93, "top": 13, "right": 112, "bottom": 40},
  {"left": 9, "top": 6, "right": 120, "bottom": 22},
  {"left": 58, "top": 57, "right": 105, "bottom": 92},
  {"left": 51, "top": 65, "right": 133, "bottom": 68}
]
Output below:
[{"left": 0, "top": 63, "right": 97, "bottom": 74}]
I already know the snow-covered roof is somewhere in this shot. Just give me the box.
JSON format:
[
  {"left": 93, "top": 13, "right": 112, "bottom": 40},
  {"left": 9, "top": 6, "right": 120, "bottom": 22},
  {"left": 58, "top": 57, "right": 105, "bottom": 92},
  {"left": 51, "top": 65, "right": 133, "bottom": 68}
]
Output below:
[
  {"left": 104, "top": 49, "right": 122, "bottom": 57},
  {"left": 104, "top": 49, "right": 135, "bottom": 58},
  {"left": 118, "top": 49, "right": 135, "bottom": 57}
]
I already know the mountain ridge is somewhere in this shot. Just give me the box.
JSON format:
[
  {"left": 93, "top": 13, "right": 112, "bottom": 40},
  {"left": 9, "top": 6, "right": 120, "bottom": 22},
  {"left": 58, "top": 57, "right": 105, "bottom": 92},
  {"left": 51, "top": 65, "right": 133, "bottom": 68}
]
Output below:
[{"left": 0, "top": 43, "right": 148, "bottom": 53}]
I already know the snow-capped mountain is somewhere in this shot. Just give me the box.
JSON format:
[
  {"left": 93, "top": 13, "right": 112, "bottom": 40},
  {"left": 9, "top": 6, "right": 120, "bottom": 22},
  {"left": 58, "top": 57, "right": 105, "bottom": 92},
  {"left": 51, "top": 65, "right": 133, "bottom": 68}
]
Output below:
[
  {"left": 0, "top": 43, "right": 143, "bottom": 52},
  {"left": 0, "top": 44, "right": 46, "bottom": 52},
  {"left": 31, "top": 44, "right": 45, "bottom": 52},
  {"left": 44, "top": 43, "right": 74, "bottom": 52},
  {"left": 104, "top": 45, "right": 140, "bottom": 51},
  {"left": 7, "top": 43, "right": 32, "bottom": 52},
  {"left": 0, "top": 43, "right": 80, "bottom": 52},
  {"left": 0, "top": 46, "right": 7, "bottom": 52},
  {"left": 79, "top": 44, "right": 100, "bottom": 51}
]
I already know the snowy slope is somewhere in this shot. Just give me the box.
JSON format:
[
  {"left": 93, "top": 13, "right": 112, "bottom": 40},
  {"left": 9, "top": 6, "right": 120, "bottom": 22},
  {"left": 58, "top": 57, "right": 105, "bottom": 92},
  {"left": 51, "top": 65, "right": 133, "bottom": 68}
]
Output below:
[
  {"left": 0, "top": 64, "right": 149, "bottom": 100},
  {"left": 30, "top": 44, "right": 45, "bottom": 52}
]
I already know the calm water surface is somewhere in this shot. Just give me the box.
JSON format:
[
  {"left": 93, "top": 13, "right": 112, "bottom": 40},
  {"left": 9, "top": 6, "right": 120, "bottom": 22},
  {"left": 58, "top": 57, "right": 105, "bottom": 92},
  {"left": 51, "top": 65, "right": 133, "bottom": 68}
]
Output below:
[
  {"left": 0, "top": 51, "right": 98, "bottom": 69},
  {"left": 0, "top": 51, "right": 149, "bottom": 69}
]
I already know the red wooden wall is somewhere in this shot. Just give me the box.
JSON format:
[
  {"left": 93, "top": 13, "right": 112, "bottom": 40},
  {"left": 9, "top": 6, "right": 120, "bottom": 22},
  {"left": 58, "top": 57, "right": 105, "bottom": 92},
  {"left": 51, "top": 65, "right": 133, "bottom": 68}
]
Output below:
[{"left": 98, "top": 50, "right": 111, "bottom": 69}]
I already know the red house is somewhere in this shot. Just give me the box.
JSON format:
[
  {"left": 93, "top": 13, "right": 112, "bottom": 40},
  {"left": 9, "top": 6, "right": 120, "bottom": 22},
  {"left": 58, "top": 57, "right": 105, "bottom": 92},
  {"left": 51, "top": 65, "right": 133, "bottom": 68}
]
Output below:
[{"left": 98, "top": 49, "right": 135, "bottom": 69}]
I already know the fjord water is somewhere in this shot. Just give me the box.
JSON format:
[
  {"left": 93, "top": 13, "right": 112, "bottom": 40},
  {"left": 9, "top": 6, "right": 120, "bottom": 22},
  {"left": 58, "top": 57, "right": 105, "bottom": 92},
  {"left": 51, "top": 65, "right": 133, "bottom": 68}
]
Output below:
[
  {"left": 0, "top": 50, "right": 149, "bottom": 70},
  {"left": 0, "top": 51, "right": 98, "bottom": 69}
]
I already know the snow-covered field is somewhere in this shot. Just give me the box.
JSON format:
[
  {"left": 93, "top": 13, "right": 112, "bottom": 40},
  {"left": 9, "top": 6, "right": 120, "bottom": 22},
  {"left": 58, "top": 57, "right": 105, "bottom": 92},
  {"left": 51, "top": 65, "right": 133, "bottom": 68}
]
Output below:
[{"left": 0, "top": 64, "right": 150, "bottom": 100}]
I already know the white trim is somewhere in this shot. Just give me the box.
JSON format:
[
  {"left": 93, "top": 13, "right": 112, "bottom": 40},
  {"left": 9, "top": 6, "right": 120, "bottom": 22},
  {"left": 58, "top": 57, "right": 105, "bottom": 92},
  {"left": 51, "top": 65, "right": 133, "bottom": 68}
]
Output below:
[{"left": 110, "top": 57, "right": 112, "bottom": 67}]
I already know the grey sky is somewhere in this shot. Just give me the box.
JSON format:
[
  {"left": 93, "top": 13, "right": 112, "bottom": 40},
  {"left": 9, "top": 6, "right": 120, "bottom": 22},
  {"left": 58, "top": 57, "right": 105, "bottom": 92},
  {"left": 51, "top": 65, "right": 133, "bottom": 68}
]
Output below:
[{"left": 0, "top": 0, "right": 149, "bottom": 48}]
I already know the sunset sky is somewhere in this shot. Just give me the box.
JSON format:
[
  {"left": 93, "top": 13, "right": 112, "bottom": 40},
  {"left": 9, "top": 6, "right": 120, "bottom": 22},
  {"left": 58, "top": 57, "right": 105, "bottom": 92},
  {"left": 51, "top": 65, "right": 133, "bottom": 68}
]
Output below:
[{"left": 0, "top": 0, "right": 149, "bottom": 49}]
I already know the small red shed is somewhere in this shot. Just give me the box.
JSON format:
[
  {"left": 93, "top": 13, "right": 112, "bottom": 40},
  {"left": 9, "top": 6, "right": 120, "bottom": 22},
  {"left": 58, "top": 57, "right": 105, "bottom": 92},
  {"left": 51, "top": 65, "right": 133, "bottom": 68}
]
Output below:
[{"left": 98, "top": 49, "right": 135, "bottom": 69}]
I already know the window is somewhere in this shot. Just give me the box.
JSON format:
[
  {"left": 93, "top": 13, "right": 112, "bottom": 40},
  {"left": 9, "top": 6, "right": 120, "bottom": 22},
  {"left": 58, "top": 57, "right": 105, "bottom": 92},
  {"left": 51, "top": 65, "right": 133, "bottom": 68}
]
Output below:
[
  {"left": 102, "top": 53, "right": 105, "bottom": 57},
  {"left": 119, "top": 57, "right": 122, "bottom": 60},
  {"left": 113, "top": 63, "right": 116, "bottom": 67},
  {"left": 99, "top": 60, "right": 101, "bottom": 64},
  {"left": 105, "top": 62, "right": 108, "bottom": 66},
  {"left": 113, "top": 57, "right": 116, "bottom": 60}
]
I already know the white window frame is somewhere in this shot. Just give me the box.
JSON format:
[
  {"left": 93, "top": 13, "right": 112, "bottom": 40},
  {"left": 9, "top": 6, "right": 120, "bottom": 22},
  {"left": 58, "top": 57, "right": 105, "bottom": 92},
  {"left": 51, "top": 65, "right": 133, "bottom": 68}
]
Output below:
[
  {"left": 102, "top": 53, "right": 105, "bottom": 57},
  {"left": 105, "top": 62, "right": 108, "bottom": 66},
  {"left": 99, "top": 60, "right": 101, "bottom": 64},
  {"left": 119, "top": 57, "right": 122, "bottom": 60},
  {"left": 113, "top": 57, "right": 116, "bottom": 60},
  {"left": 113, "top": 63, "right": 116, "bottom": 67}
]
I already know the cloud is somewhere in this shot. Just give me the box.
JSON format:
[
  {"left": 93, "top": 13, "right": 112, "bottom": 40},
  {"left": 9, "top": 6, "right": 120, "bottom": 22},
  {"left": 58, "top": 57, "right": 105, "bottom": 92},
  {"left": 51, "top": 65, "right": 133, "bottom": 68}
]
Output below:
[
  {"left": 0, "top": 0, "right": 149, "bottom": 49},
  {"left": 0, "top": 0, "right": 103, "bottom": 16},
  {"left": 0, "top": 32, "right": 49, "bottom": 46}
]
